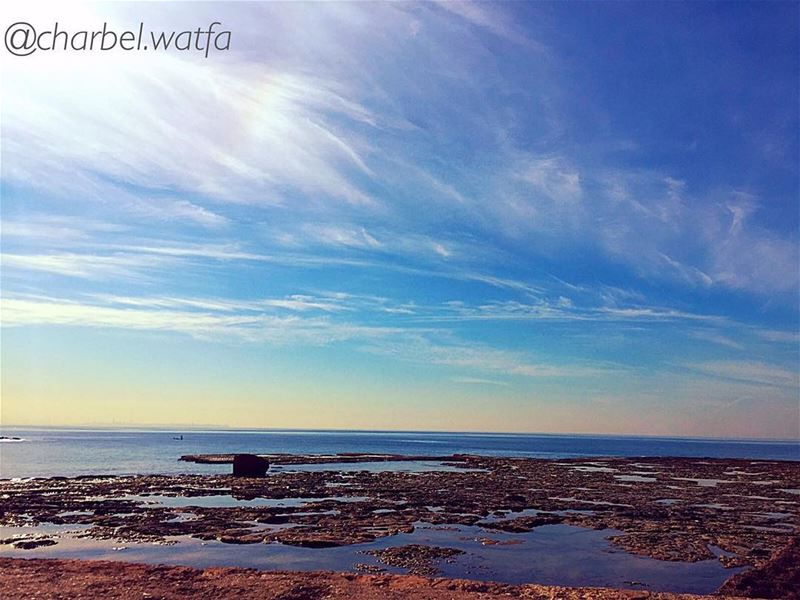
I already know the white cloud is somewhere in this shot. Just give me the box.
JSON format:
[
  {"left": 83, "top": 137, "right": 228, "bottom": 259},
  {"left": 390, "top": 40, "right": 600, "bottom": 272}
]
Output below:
[
  {"left": 4, "top": 1, "right": 795, "bottom": 302},
  {"left": 4, "top": 44, "right": 379, "bottom": 210},
  {"left": 432, "top": 242, "right": 451, "bottom": 258},
  {"left": 1, "top": 216, "right": 127, "bottom": 243},
  {"left": 518, "top": 157, "right": 583, "bottom": 205},
  {"left": 451, "top": 377, "right": 509, "bottom": 386},
  {"left": 129, "top": 199, "right": 229, "bottom": 228},
  {"left": 416, "top": 299, "right": 723, "bottom": 325},
  {"left": 364, "top": 334, "right": 613, "bottom": 379},
  {"left": 434, "top": 1, "right": 545, "bottom": 50},
  {"left": 689, "top": 360, "right": 799, "bottom": 389},
  {"left": 0, "top": 293, "right": 614, "bottom": 381},
  {"left": 299, "top": 225, "right": 383, "bottom": 250},
  {"left": 755, "top": 329, "right": 800, "bottom": 344},
  {"left": 0, "top": 296, "right": 397, "bottom": 345},
  {"left": 689, "top": 331, "right": 744, "bottom": 350},
  {"left": 0, "top": 253, "right": 174, "bottom": 280}
]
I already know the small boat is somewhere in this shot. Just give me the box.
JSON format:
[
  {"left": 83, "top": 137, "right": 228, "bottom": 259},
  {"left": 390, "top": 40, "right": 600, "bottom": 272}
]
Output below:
[{"left": 173, "top": 435, "right": 183, "bottom": 441}]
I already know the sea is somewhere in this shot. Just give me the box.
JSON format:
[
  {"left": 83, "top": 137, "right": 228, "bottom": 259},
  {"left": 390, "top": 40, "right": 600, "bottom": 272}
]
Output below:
[{"left": 1, "top": 427, "right": 797, "bottom": 479}]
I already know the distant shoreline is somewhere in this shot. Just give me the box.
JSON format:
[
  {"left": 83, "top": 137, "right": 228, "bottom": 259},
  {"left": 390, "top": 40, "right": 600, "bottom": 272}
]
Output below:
[{"left": 1, "top": 425, "right": 797, "bottom": 445}]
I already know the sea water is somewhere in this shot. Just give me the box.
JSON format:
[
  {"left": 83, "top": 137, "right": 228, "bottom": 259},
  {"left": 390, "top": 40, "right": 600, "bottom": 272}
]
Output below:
[{"left": 1, "top": 427, "right": 797, "bottom": 478}]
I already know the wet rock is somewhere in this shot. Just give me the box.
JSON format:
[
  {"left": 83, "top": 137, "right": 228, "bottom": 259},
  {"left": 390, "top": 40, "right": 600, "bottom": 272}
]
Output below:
[
  {"left": 366, "top": 544, "right": 465, "bottom": 576},
  {"left": 232, "top": 454, "right": 269, "bottom": 477},
  {"left": 4, "top": 536, "right": 58, "bottom": 550},
  {"left": 479, "top": 515, "right": 563, "bottom": 532},
  {"left": 1, "top": 454, "right": 798, "bottom": 580},
  {"left": 718, "top": 536, "right": 800, "bottom": 599},
  {"left": 281, "top": 538, "right": 342, "bottom": 548},
  {"left": 218, "top": 531, "right": 267, "bottom": 544},
  {"left": 472, "top": 537, "right": 523, "bottom": 546},
  {"left": 608, "top": 533, "right": 716, "bottom": 562},
  {"left": 354, "top": 563, "right": 386, "bottom": 574}
]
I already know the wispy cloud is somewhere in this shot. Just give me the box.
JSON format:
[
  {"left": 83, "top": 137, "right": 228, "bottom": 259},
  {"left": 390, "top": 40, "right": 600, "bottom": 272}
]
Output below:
[
  {"left": 88, "top": 294, "right": 348, "bottom": 314},
  {"left": 363, "top": 334, "right": 615, "bottom": 380},
  {"left": 0, "top": 295, "right": 398, "bottom": 345},
  {"left": 4, "top": 2, "right": 796, "bottom": 299},
  {"left": 414, "top": 299, "right": 724, "bottom": 325},
  {"left": 4, "top": 49, "right": 381, "bottom": 210},
  {"left": 1, "top": 253, "right": 175, "bottom": 281},
  {"left": 434, "top": 0, "right": 546, "bottom": 50},
  {"left": 1, "top": 215, "right": 127, "bottom": 242},
  {"left": 690, "top": 330, "right": 744, "bottom": 350},
  {"left": 488, "top": 159, "right": 798, "bottom": 295},
  {"left": 451, "top": 377, "right": 509, "bottom": 386},
  {"left": 754, "top": 329, "right": 800, "bottom": 344},
  {"left": 1, "top": 2, "right": 796, "bottom": 436},
  {"left": 687, "top": 360, "right": 799, "bottom": 389},
  {"left": 0, "top": 293, "right": 615, "bottom": 382}
]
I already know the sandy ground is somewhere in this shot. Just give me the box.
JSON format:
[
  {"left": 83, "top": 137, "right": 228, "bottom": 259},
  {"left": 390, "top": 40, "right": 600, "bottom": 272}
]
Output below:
[{"left": 0, "top": 558, "right": 747, "bottom": 600}]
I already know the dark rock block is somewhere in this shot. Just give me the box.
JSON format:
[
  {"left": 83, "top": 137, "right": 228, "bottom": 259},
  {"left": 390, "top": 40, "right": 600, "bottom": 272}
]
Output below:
[
  {"left": 232, "top": 454, "right": 269, "bottom": 477},
  {"left": 12, "top": 538, "right": 57, "bottom": 550}
]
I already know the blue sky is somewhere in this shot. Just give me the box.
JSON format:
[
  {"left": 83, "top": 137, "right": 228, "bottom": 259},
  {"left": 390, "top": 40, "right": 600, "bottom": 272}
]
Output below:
[{"left": 1, "top": 1, "right": 798, "bottom": 438}]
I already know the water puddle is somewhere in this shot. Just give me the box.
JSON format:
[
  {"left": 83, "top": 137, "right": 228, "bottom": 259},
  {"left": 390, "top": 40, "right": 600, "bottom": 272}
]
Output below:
[
  {"left": 742, "top": 524, "right": 794, "bottom": 532},
  {"left": 671, "top": 478, "right": 732, "bottom": 487},
  {"left": 550, "top": 496, "right": 633, "bottom": 508},
  {"left": 654, "top": 499, "right": 680, "bottom": 506},
  {"left": 0, "top": 521, "right": 742, "bottom": 594},
  {"left": 164, "top": 513, "right": 199, "bottom": 523},
  {"left": 614, "top": 475, "right": 657, "bottom": 483},
  {"left": 692, "top": 503, "right": 733, "bottom": 511},
  {"left": 752, "top": 511, "right": 792, "bottom": 520},
  {"left": 567, "top": 465, "right": 617, "bottom": 473},
  {"left": 479, "top": 507, "right": 595, "bottom": 524}
]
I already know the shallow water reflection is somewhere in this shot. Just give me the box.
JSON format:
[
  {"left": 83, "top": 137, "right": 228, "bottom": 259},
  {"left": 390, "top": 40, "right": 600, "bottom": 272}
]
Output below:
[{"left": 0, "top": 521, "right": 742, "bottom": 594}]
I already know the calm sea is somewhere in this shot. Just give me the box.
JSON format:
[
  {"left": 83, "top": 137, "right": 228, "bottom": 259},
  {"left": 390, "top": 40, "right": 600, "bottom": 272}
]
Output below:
[{"left": 0, "top": 427, "right": 797, "bottom": 479}]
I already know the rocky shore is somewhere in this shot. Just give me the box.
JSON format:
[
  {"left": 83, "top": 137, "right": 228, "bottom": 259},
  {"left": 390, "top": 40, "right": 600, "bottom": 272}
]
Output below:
[{"left": 1, "top": 454, "right": 798, "bottom": 597}]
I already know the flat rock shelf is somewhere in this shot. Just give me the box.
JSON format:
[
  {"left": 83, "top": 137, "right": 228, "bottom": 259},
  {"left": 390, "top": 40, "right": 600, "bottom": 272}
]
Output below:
[{"left": 1, "top": 454, "right": 798, "bottom": 597}]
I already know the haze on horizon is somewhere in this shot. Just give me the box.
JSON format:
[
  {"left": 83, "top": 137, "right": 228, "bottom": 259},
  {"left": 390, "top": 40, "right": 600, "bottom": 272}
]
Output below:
[{"left": 1, "top": 2, "right": 798, "bottom": 440}]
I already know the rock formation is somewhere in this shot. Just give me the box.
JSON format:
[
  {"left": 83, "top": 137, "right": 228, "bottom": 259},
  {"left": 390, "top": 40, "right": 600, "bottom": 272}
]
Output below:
[{"left": 232, "top": 454, "right": 269, "bottom": 477}]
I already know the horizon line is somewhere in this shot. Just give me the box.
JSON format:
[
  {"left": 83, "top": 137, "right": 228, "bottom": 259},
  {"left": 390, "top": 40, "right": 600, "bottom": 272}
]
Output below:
[{"left": 1, "top": 423, "right": 798, "bottom": 444}]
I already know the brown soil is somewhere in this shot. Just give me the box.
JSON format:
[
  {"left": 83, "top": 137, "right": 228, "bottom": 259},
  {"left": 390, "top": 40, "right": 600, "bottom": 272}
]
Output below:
[{"left": 0, "top": 558, "right": 747, "bottom": 599}]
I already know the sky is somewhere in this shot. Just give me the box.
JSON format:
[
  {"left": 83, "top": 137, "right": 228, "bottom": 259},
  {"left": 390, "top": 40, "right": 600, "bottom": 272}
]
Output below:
[{"left": 1, "top": 1, "right": 798, "bottom": 438}]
